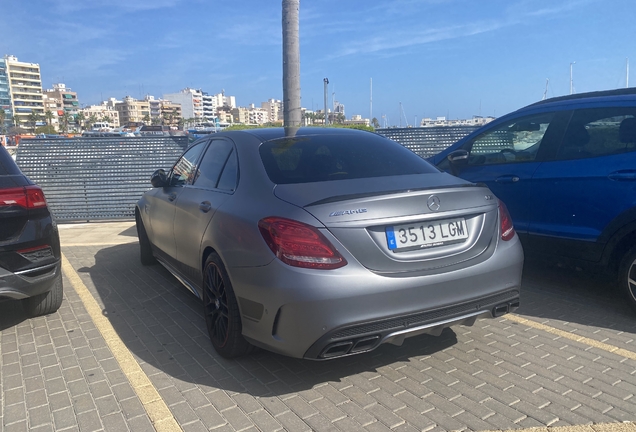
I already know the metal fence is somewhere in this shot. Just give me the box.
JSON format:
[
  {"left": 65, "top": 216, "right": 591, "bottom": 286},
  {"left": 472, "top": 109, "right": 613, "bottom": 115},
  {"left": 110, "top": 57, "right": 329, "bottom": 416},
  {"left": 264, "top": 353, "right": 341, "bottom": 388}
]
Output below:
[
  {"left": 376, "top": 126, "right": 479, "bottom": 158},
  {"left": 16, "top": 136, "right": 189, "bottom": 221}
]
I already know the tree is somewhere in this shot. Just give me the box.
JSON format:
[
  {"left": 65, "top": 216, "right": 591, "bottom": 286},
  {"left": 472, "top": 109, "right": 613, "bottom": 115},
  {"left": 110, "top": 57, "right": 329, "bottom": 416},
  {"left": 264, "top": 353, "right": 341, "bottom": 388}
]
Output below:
[
  {"left": 101, "top": 115, "right": 112, "bottom": 125},
  {"left": 28, "top": 111, "right": 41, "bottom": 131},
  {"left": 86, "top": 114, "right": 99, "bottom": 130},
  {"left": 0, "top": 109, "right": 5, "bottom": 133},
  {"left": 59, "top": 112, "right": 73, "bottom": 133},
  {"left": 371, "top": 117, "right": 380, "bottom": 129},
  {"left": 44, "top": 110, "right": 54, "bottom": 127},
  {"left": 142, "top": 114, "right": 151, "bottom": 124},
  {"left": 282, "top": 0, "right": 301, "bottom": 129},
  {"left": 151, "top": 117, "right": 161, "bottom": 125},
  {"left": 35, "top": 125, "right": 56, "bottom": 135},
  {"left": 75, "top": 112, "right": 86, "bottom": 131}
]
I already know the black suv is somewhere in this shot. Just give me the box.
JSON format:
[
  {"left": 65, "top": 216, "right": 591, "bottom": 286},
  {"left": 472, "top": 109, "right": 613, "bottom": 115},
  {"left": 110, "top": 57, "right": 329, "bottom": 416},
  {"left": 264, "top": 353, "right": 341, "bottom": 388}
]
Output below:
[{"left": 0, "top": 145, "right": 63, "bottom": 317}]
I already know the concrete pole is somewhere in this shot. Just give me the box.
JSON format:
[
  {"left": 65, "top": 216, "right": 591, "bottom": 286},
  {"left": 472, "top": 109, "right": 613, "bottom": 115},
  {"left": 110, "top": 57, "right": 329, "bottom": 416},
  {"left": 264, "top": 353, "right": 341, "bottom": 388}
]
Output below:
[{"left": 282, "top": 0, "right": 301, "bottom": 128}]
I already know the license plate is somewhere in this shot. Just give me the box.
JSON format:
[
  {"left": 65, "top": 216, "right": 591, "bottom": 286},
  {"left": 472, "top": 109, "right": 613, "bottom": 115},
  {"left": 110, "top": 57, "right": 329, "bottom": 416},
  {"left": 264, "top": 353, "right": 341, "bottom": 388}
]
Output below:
[{"left": 386, "top": 218, "right": 468, "bottom": 251}]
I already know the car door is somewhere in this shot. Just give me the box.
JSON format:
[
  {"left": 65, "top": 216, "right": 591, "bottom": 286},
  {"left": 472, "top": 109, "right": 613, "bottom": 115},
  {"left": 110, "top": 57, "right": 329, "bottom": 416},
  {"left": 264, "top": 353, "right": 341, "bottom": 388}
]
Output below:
[
  {"left": 528, "top": 107, "right": 636, "bottom": 262},
  {"left": 440, "top": 111, "right": 568, "bottom": 233},
  {"left": 173, "top": 138, "right": 238, "bottom": 286},
  {"left": 147, "top": 142, "right": 206, "bottom": 264}
]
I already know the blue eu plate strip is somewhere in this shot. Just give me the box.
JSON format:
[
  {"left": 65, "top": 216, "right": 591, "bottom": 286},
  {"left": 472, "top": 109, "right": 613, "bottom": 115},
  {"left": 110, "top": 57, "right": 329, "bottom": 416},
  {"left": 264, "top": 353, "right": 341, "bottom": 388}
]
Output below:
[{"left": 385, "top": 226, "right": 397, "bottom": 250}]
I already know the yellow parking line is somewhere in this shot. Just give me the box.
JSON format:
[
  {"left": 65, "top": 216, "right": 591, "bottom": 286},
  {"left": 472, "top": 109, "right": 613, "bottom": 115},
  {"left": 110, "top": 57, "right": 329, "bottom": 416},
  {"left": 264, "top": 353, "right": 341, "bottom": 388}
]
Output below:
[
  {"left": 480, "top": 421, "right": 636, "bottom": 432},
  {"left": 61, "top": 254, "right": 182, "bottom": 432},
  {"left": 505, "top": 314, "right": 636, "bottom": 361}
]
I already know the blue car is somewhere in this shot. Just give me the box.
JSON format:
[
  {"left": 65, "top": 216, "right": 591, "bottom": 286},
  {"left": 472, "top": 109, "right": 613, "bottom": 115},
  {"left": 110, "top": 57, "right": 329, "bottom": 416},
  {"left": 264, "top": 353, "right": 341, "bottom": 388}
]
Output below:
[{"left": 429, "top": 88, "right": 636, "bottom": 311}]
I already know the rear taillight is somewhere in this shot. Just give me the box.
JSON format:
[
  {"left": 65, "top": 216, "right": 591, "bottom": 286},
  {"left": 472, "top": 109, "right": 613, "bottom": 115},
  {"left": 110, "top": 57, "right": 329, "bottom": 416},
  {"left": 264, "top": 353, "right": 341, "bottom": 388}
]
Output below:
[
  {"left": 498, "top": 201, "right": 515, "bottom": 241},
  {"left": 258, "top": 217, "right": 347, "bottom": 270},
  {"left": 0, "top": 186, "right": 47, "bottom": 209}
]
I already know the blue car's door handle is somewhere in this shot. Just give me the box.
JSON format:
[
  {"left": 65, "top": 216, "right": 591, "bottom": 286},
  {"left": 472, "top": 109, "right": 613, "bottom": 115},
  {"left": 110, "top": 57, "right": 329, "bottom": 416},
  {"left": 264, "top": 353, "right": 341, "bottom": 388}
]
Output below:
[
  {"left": 609, "top": 171, "right": 636, "bottom": 181},
  {"left": 495, "top": 175, "right": 520, "bottom": 184}
]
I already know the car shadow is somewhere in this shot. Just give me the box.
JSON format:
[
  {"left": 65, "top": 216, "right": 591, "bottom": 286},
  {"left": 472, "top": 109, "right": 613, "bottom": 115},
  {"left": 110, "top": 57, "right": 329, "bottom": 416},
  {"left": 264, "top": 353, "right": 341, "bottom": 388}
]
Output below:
[
  {"left": 0, "top": 300, "right": 28, "bottom": 331},
  {"left": 67, "top": 242, "right": 459, "bottom": 396},
  {"left": 518, "top": 259, "right": 636, "bottom": 331},
  {"left": 58, "top": 242, "right": 636, "bottom": 397}
]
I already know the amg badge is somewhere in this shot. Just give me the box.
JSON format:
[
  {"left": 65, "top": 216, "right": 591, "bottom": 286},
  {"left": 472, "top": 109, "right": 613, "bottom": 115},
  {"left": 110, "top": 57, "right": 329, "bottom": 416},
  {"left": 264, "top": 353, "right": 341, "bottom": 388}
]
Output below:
[{"left": 329, "top": 208, "right": 368, "bottom": 217}]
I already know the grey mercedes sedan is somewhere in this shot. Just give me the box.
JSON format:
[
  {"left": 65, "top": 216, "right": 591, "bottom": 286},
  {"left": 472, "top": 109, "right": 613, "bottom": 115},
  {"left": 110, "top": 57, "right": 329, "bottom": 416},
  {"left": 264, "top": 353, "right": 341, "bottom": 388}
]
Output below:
[{"left": 136, "top": 128, "right": 523, "bottom": 359}]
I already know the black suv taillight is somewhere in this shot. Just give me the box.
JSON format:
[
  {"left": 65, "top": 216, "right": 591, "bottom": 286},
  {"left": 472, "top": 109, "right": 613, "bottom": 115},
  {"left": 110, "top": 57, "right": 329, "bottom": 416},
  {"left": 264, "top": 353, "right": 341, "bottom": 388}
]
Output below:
[{"left": 0, "top": 186, "right": 47, "bottom": 209}]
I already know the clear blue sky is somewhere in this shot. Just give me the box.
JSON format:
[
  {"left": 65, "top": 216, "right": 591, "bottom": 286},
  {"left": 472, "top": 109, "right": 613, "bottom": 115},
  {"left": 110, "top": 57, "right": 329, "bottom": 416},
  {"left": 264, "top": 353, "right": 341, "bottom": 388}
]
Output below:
[{"left": 2, "top": 0, "right": 634, "bottom": 126}]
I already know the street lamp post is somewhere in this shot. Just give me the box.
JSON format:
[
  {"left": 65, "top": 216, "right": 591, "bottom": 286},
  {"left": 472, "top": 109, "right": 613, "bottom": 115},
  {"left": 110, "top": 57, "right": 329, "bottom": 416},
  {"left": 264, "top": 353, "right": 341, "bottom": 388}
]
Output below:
[
  {"left": 323, "top": 78, "right": 329, "bottom": 126},
  {"left": 570, "top": 62, "right": 575, "bottom": 95}
]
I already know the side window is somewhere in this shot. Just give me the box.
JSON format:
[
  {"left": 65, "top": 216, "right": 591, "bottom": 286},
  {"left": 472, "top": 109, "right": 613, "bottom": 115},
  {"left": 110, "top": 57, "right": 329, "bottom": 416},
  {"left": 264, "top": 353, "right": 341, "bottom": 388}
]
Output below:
[
  {"left": 217, "top": 149, "right": 238, "bottom": 192},
  {"left": 171, "top": 143, "right": 205, "bottom": 186},
  {"left": 556, "top": 108, "right": 636, "bottom": 160},
  {"left": 465, "top": 113, "right": 555, "bottom": 165},
  {"left": 193, "top": 139, "right": 233, "bottom": 190}
]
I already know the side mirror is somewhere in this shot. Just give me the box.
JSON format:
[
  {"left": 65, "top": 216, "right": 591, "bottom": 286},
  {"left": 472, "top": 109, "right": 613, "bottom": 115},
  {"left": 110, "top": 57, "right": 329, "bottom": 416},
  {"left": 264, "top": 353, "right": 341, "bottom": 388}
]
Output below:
[
  {"left": 447, "top": 150, "right": 469, "bottom": 175},
  {"left": 150, "top": 169, "right": 168, "bottom": 188}
]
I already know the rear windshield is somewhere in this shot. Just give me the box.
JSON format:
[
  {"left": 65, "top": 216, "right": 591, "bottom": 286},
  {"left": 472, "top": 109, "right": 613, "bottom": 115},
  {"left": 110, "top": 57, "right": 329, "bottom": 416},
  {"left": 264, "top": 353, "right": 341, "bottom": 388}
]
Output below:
[
  {"left": 259, "top": 133, "right": 438, "bottom": 184},
  {"left": 0, "top": 146, "right": 21, "bottom": 175}
]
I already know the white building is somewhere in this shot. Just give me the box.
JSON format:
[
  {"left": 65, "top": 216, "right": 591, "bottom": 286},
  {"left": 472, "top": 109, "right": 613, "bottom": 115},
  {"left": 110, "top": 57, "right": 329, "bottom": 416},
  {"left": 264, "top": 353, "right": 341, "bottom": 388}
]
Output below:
[
  {"left": 261, "top": 99, "right": 283, "bottom": 124},
  {"left": 163, "top": 88, "right": 203, "bottom": 121}
]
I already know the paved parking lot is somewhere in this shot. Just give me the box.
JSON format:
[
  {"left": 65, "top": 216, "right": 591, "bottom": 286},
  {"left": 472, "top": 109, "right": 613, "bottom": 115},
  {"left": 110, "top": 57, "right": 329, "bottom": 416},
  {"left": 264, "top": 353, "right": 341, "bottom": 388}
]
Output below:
[{"left": 2, "top": 221, "right": 636, "bottom": 432}]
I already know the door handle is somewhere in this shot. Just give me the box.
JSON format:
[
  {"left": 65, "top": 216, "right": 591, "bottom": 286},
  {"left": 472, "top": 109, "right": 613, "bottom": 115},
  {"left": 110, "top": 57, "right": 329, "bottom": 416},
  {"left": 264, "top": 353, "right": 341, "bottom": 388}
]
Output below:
[
  {"left": 168, "top": 193, "right": 177, "bottom": 202},
  {"left": 609, "top": 170, "right": 636, "bottom": 181},
  {"left": 495, "top": 175, "right": 520, "bottom": 184},
  {"left": 199, "top": 201, "right": 212, "bottom": 213}
]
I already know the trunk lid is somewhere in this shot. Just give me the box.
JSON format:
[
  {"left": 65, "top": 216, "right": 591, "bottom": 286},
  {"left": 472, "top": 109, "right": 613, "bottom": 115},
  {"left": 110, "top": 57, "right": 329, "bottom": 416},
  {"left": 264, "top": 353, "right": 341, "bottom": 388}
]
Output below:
[{"left": 274, "top": 173, "right": 500, "bottom": 273}]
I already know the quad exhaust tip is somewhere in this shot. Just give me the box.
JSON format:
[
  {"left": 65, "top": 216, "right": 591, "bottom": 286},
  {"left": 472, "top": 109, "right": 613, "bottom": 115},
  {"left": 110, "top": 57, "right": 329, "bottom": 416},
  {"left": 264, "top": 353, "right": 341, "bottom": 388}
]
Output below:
[{"left": 493, "top": 299, "right": 520, "bottom": 317}]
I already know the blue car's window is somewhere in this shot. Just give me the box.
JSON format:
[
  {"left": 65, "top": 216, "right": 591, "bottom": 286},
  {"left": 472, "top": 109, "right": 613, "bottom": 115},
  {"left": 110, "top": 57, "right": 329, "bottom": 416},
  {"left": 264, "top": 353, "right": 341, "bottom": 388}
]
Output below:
[
  {"left": 259, "top": 133, "right": 438, "bottom": 184},
  {"left": 556, "top": 108, "right": 636, "bottom": 160},
  {"left": 465, "top": 113, "right": 555, "bottom": 165}
]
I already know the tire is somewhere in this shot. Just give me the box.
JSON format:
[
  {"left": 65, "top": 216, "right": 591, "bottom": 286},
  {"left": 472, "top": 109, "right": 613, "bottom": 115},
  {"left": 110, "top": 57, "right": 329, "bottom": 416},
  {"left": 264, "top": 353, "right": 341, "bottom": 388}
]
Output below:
[
  {"left": 202, "top": 253, "right": 253, "bottom": 358},
  {"left": 618, "top": 247, "right": 636, "bottom": 314},
  {"left": 137, "top": 216, "right": 156, "bottom": 266},
  {"left": 23, "top": 271, "right": 63, "bottom": 317}
]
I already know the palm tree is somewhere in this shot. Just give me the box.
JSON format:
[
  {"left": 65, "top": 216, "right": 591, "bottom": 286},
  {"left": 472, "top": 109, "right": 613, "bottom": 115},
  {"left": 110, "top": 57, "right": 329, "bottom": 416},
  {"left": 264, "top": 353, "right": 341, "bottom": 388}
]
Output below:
[
  {"left": 142, "top": 114, "right": 151, "bottom": 125},
  {"left": 75, "top": 112, "right": 86, "bottom": 131},
  {"left": 101, "top": 115, "right": 112, "bottom": 126},
  {"left": 44, "top": 110, "right": 54, "bottom": 127},
  {"left": 371, "top": 117, "right": 380, "bottom": 129},
  {"left": 28, "top": 111, "right": 41, "bottom": 131},
  {"left": 282, "top": 0, "right": 301, "bottom": 128},
  {"left": 59, "top": 112, "right": 72, "bottom": 133},
  {"left": 86, "top": 114, "right": 99, "bottom": 130},
  {"left": 151, "top": 117, "right": 161, "bottom": 126}
]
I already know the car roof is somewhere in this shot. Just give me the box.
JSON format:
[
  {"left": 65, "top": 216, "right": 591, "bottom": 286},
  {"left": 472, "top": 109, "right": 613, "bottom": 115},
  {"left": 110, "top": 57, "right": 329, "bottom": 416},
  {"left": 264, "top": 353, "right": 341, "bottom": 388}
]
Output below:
[
  {"left": 526, "top": 87, "right": 636, "bottom": 109},
  {"left": 216, "top": 127, "right": 376, "bottom": 143}
]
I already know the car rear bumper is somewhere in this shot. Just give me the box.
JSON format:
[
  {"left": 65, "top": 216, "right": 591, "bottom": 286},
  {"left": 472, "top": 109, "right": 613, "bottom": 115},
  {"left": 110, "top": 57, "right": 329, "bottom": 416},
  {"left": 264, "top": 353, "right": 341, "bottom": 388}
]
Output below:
[
  {"left": 228, "top": 235, "right": 524, "bottom": 359},
  {"left": 0, "top": 261, "right": 61, "bottom": 300}
]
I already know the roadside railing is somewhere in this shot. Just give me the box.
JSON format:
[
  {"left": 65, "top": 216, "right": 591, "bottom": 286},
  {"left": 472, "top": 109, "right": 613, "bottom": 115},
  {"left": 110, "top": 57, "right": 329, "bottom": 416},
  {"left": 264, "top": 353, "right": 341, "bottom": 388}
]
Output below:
[{"left": 15, "top": 136, "right": 189, "bottom": 221}]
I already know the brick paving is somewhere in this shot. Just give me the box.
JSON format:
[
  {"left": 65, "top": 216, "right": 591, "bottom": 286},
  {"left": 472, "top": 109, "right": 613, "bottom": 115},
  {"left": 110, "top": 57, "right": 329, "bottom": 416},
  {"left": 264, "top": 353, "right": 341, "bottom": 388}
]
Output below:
[{"left": 1, "top": 222, "right": 636, "bottom": 431}]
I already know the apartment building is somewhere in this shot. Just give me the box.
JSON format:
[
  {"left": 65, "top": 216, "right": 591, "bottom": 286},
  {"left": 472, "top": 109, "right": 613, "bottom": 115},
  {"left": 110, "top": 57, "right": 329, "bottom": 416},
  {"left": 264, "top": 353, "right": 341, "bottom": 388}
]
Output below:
[
  {"left": 82, "top": 104, "right": 120, "bottom": 128},
  {"left": 160, "top": 100, "right": 181, "bottom": 127},
  {"left": 3, "top": 55, "right": 44, "bottom": 128},
  {"left": 261, "top": 99, "right": 283, "bottom": 124},
  {"left": 44, "top": 83, "right": 80, "bottom": 129},
  {"left": 0, "top": 59, "right": 11, "bottom": 130},
  {"left": 163, "top": 88, "right": 203, "bottom": 121},
  {"left": 115, "top": 96, "right": 150, "bottom": 125}
]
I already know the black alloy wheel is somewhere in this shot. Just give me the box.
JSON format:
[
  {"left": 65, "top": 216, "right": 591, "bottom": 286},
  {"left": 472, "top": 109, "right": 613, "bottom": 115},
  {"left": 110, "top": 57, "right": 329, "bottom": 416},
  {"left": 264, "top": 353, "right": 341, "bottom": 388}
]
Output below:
[
  {"left": 202, "top": 253, "right": 253, "bottom": 358},
  {"left": 204, "top": 261, "right": 230, "bottom": 348}
]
